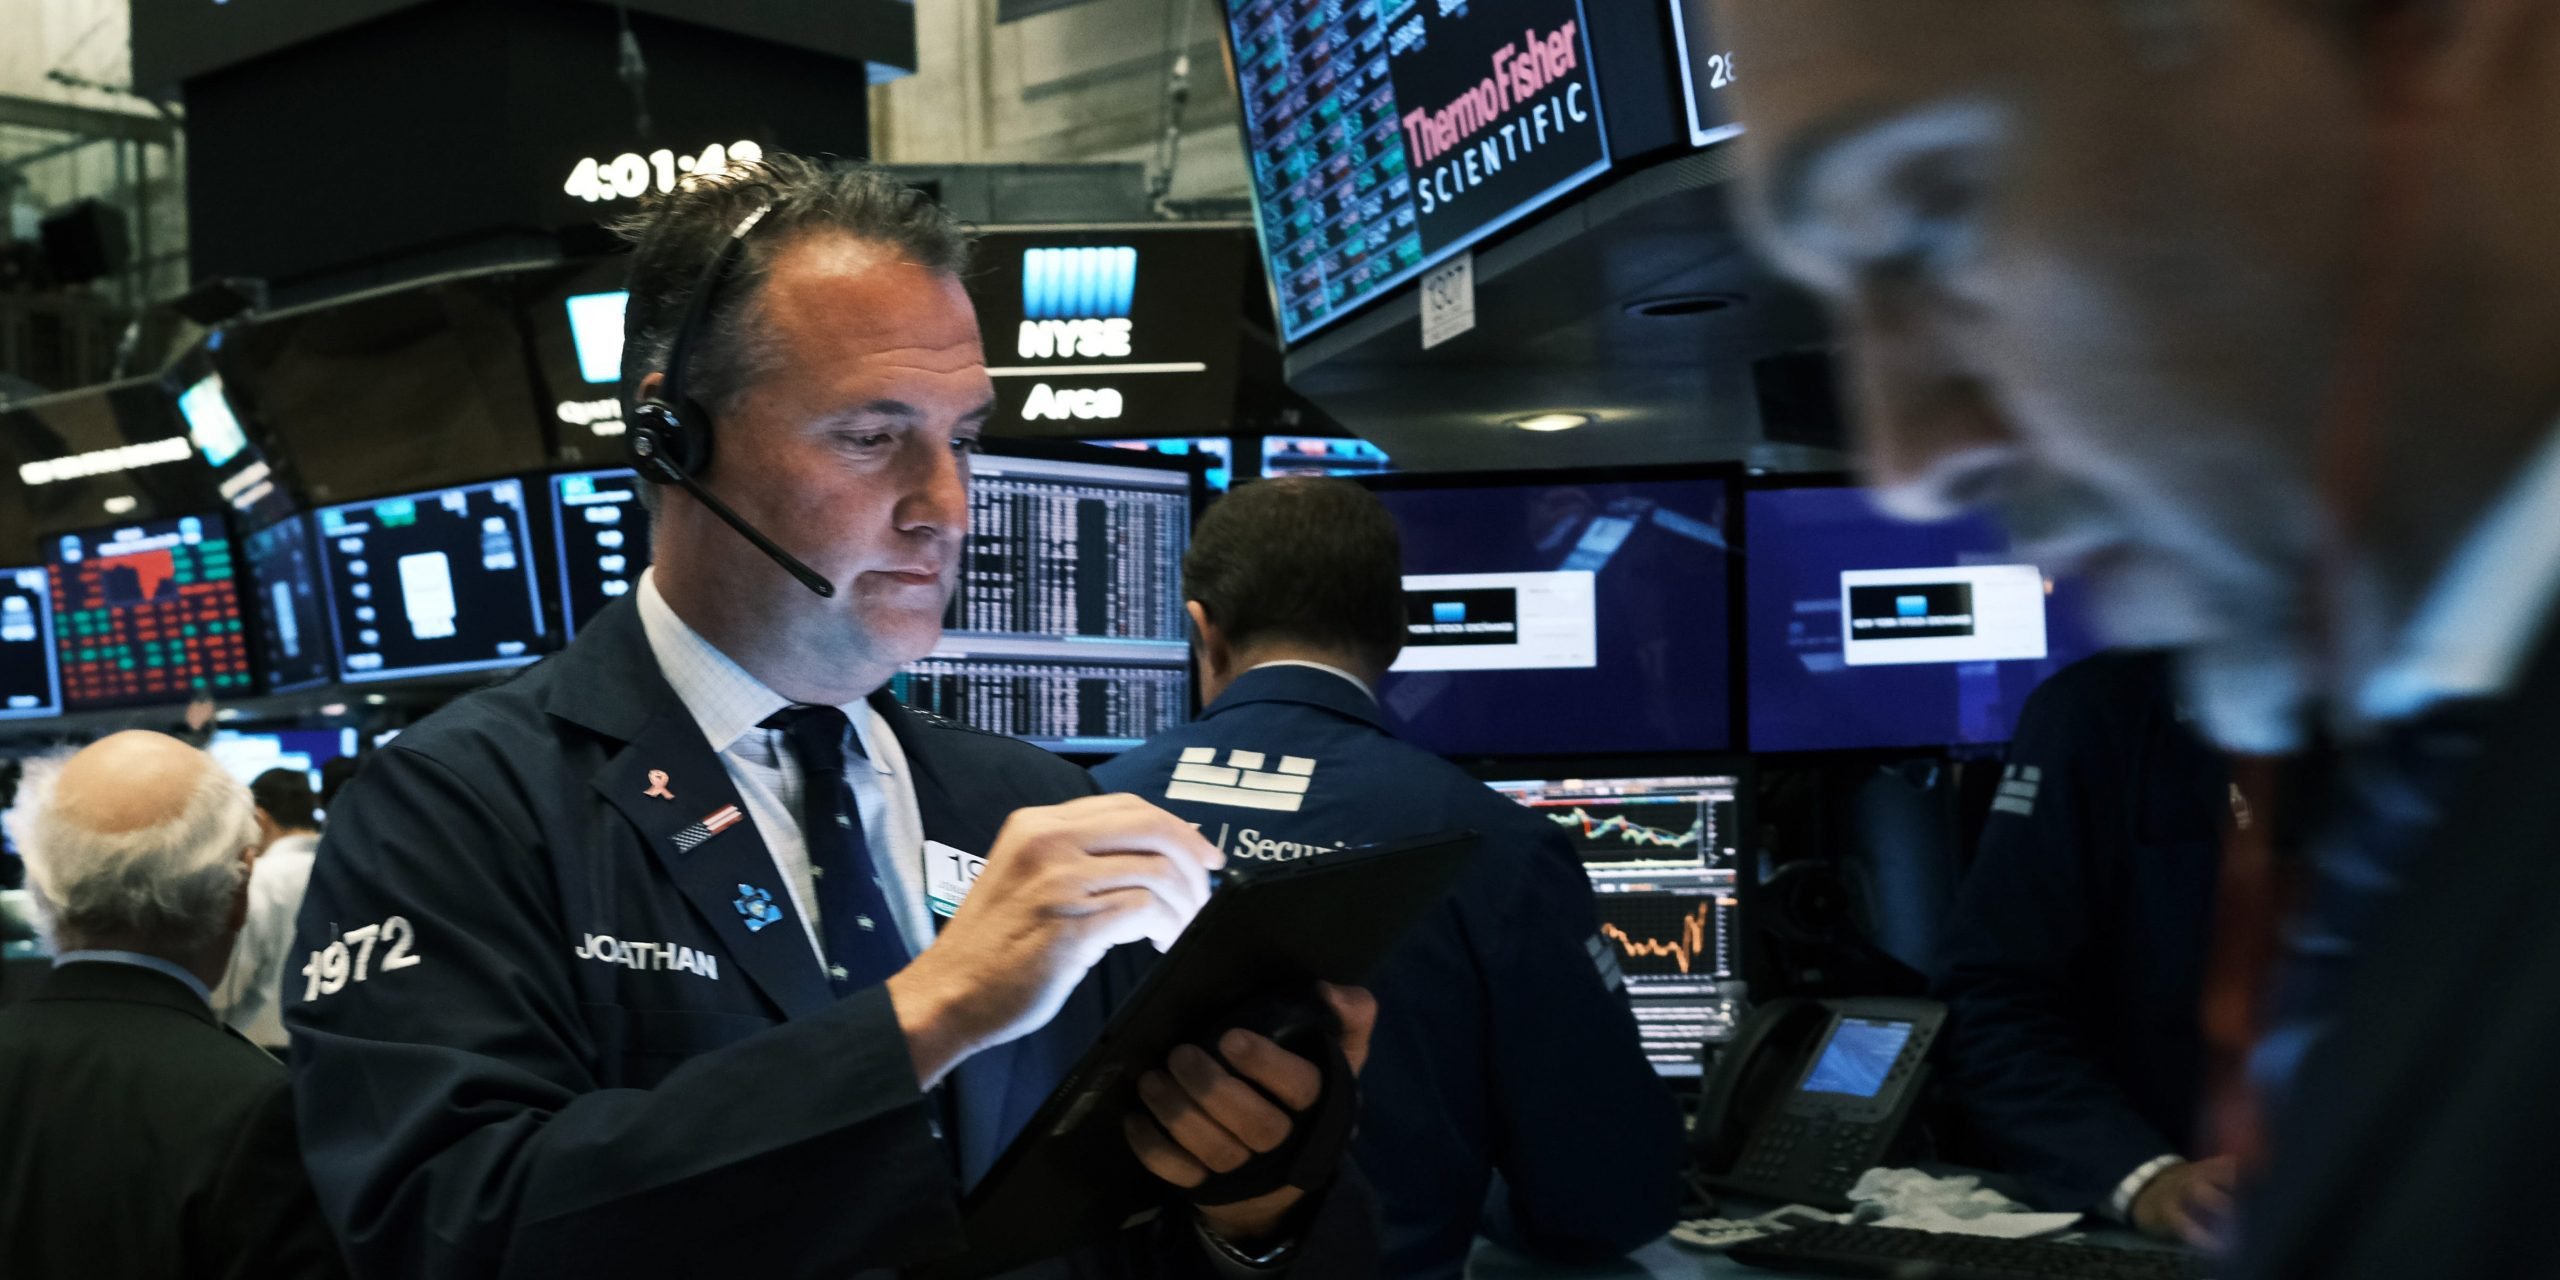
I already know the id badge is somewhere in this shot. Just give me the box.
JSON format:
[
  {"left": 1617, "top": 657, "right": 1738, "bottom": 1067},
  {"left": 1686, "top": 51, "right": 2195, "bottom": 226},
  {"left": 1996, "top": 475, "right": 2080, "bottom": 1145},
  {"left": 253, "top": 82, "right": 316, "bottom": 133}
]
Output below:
[{"left": 925, "top": 840, "right": 987, "bottom": 918}]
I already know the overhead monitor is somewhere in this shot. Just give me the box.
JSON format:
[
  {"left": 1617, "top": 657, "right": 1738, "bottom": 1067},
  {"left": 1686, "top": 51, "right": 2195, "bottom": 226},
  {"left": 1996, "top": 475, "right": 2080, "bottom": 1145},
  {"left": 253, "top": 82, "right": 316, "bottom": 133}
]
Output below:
[
  {"left": 550, "top": 468, "right": 653, "bottom": 639},
  {"left": 564, "top": 292, "right": 629, "bottom": 385},
  {"left": 1744, "top": 484, "right": 2105, "bottom": 752},
  {"left": 1224, "top": 0, "right": 1612, "bottom": 344},
  {"left": 2, "top": 379, "right": 223, "bottom": 549},
  {"left": 314, "top": 479, "right": 547, "bottom": 682},
  {"left": 966, "top": 228, "right": 1251, "bottom": 438},
  {"left": 1362, "top": 469, "right": 1734, "bottom": 757},
  {"left": 0, "top": 566, "right": 64, "bottom": 720},
  {"left": 1665, "top": 0, "right": 1743, "bottom": 148},
  {"left": 1488, "top": 773, "right": 1744, "bottom": 1075},
  {"left": 902, "top": 448, "right": 1193, "bottom": 752},
  {"left": 1089, "top": 439, "right": 1234, "bottom": 492},
  {"left": 1261, "top": 436, "right": 1392, "bottom": 480},
  {"left": 46, "top": 516, "right": 254, "bottom": 709},
  {"left": 244, "top": 515, "right": 335, "bottom": 694}
]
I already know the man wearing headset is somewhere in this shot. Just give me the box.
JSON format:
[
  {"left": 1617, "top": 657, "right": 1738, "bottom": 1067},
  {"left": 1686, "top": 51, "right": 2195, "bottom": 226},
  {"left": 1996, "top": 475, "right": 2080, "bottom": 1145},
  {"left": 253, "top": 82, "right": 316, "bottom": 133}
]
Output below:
[
  {"left": 1709, "top": 1, "right": 2560, "bottom": 1274},
  {"left": 286, "top": 156, "right": 1378, "bottom": 1279}
]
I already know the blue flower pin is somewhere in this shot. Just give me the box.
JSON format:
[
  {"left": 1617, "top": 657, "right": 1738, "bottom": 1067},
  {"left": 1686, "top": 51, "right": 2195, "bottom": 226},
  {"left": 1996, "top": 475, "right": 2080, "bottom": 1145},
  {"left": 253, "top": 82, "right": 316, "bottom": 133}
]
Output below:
[{"left": 733, "top": 884, "right": 783, "bottom": 932}]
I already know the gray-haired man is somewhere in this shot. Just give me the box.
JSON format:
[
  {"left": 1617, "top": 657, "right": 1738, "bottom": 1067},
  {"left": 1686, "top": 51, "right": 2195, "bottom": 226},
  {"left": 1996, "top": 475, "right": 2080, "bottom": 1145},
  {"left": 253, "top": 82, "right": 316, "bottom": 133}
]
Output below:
[{"left": 0, "top": 731, "right": 346, "bottom": 1280}]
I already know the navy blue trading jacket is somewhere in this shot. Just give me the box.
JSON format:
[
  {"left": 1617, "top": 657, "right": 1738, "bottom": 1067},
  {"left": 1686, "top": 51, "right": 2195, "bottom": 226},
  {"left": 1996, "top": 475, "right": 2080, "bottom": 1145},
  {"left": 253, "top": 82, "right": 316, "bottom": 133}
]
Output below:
[
  {"left": 1093, "top": 664, "right": 1682, "bottom": 1280},
  {"left": 1931, "top": 650, "right": 2227, "bottom": 1212},
  {"left": 284, "top": 599, "right": 1377, "bottom": 1280}
]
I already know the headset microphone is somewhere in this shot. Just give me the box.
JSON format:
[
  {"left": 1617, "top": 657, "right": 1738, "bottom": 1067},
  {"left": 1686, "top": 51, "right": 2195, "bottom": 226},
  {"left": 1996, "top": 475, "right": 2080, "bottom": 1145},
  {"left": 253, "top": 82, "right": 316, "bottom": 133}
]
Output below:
[{"left": 627, "top": 199, "right": 836, "bottom": 599}]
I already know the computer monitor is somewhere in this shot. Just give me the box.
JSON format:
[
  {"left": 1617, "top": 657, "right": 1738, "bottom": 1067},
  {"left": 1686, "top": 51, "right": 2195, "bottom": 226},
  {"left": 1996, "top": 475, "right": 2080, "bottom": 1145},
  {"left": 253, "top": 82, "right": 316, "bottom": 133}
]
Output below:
[
  {"left": 1487, "top": 772, "right": 1745, "bottom": 1077},
  {"left": 314, "top": 478, "right": 547, "bottom": 682},
  {"left": 46, "top": 516, "right": 253, "bottom": 710},
  {"left": 0, "top": 566, "right": 64, "bottom": 720},
  {"left": 1089, "top": 439, "right": 1234, "bottom": 492},
  {"left": 1261, "top": 436, "right": 1391, "bottom": 480},
  {"left": 205, "top": 728, "right": 356, "bottom": 787},
  {"left": 1744, "top": 484, "right": 2105, "bottom": 752},
  {"left": 564, "top": 292, "right": 628, "bottom": 385},
  {"left": 1362, "top": 468, "right": 1736, "bottom": 757},
  {"left": 175, "top": 369, "right": 291, "bottom": 527},
  {"left": 898, "top": 447, "right": 1192, "bottom": 752},
  {"left": 243, "top": 515, "right": 334, "bottom": 694},
  {"left": 549, "top": 469, "right": 652, "bottom": 639}
]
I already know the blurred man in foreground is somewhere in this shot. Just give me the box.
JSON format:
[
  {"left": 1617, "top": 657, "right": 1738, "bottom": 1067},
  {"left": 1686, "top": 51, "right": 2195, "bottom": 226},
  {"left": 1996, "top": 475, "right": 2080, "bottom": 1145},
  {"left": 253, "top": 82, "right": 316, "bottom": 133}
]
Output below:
[
  {"left": 0, "top": 732, "right": 344, "bottom": 1279},
  {"left": 1712, "top": 1, "right": 2560, "bottom": 1273}
]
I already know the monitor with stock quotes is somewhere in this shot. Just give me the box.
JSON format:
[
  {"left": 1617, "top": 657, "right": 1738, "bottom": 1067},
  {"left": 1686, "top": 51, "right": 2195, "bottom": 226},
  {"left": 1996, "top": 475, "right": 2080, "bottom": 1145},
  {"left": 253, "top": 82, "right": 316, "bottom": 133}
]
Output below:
[
  {"left": 314, "top": 479, "right": 548, "bottom": 683},
  {"left": 47, "top": 516, "right": 253, "bottom": 709}
]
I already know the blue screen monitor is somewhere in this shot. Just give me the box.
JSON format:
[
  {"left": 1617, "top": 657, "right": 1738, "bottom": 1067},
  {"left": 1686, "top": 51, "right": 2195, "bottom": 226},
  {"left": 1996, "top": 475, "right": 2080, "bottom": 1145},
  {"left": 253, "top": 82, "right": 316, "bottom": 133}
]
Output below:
[
  {"left": 0, "top": 566, "right": 63, "bottom": 720},
  {"left": 1365, "top": 469, "right": 1735, "bottom": 757},
  {"left": 564, "top": 292, "right": 628, "bottom": 384},
  {"left": 1262, "top": 436, "right": 1392, "bottom": 480},
  {"left": 1089, "top": 438, "right": 1234, "bottom": 491},
  {"left": 314, "top": 479, "right": 547, "bottom": 682},
  {"left": 1744, "top": 484, "right": 2105, "bottom": 752},
  {"left": 244, "top": 516, "right": 334, "bottom": 694},
  {"left": 550, "top": 469, "right": 652, "bottom": 639}
]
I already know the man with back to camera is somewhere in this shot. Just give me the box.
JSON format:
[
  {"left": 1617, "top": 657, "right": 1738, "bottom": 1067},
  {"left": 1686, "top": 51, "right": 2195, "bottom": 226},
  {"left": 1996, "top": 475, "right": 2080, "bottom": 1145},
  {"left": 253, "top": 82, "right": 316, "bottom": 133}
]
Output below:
[
  {"left": 213, "top": 766, "right": 325, "bottom": 1053},
  {"left": 1710, "top": 1, "right": 2560, "bottom": 1272},
  {"left": 1093, "top": 477, "right": 1684, "bottom": 1279},
  {"left": 0, "top": 732, "right": 345, "bottom": 1279},
  {"left": 286, "top": 155, "right": 1379, "bottom": 1279},
  {"left": 1933, "top": 651, "right": 2232, "bottom": 1245}
]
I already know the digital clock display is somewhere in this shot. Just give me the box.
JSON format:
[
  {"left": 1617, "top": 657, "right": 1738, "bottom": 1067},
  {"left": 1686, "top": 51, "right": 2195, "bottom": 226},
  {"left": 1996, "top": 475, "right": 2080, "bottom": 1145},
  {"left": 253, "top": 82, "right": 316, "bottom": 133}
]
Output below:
[{"left": 563, "top": 139, "right": 765, "bottom": 204}]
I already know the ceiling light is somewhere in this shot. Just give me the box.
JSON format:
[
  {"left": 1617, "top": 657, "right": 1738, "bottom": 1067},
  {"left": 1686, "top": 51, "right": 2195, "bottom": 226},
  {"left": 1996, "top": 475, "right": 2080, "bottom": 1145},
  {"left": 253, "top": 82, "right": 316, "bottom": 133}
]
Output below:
[
  {"left": 1509, "top": 413, "right": 1592, "bottom": 433},
  {"left": 364, "top": 694, "right": 388, "bottom": 706},
  {"left": 102, "top": 495, "right": 138, "bottom": 515},
  {"left": 320, "top": 703, "right": 348, "bottom": 716}
]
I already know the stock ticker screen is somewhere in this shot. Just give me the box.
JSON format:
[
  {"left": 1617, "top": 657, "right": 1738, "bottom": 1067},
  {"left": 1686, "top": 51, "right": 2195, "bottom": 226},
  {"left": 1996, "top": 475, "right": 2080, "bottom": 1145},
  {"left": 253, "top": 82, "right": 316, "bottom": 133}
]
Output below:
[
  {"left": 0, "top": 567, "right": 63, "bottom": 719},
  {"left": 244, "top": 516, "right": 335, "bottom": 695},
  {"left": 895, "top": 451, "right": 1192, "bottom": 753},
  {"left": 315, "top": 480, "right": 548, "bottom": 683},
  {"left": 1226, "top": 0, "right": 1610, "bottom": 343},
  {"left": 1490, "top": 774, "right": 1744, "bottom": 1076},
  {"left": 47, "top": 517, "right": 253, "bottom": 709},
  {"left": 550, "top": 469, "right": 652, "bottom": 640}
]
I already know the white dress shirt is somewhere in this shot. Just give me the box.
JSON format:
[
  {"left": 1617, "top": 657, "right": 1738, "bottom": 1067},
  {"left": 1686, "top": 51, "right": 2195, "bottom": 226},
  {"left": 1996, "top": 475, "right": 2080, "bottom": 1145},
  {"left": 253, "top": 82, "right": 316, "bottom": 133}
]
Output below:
[
  {"left": 2360, "top": 421, "right": 2560, "bottom": 721},
  {"left": 636, "top": 571, "right": 934, "bottom": 967},
  {"left": 212, "top": 830, "right": 319, "bottom": 1049}
]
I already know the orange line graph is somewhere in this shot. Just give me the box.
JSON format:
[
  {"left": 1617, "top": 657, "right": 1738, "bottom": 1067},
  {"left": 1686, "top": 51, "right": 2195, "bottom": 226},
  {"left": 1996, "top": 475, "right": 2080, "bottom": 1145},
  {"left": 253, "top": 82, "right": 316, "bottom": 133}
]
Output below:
[{"left": 1602, "top": 901, "right": 1717, "bottom": 975}]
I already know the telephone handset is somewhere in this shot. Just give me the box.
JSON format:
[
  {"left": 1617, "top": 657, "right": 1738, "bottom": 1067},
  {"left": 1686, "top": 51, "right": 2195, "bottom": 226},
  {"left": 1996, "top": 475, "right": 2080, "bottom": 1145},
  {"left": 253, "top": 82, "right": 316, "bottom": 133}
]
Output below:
[{"left": 1691, "top": 996, "right": 1947, "bottom": 1210}]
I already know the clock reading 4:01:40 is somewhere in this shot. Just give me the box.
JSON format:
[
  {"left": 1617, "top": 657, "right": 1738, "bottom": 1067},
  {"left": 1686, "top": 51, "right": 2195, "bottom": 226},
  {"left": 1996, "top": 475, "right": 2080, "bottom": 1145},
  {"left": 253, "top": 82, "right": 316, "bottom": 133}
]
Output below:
[{"left": 563, "top": 140, "right": 766, "bottom": 204}]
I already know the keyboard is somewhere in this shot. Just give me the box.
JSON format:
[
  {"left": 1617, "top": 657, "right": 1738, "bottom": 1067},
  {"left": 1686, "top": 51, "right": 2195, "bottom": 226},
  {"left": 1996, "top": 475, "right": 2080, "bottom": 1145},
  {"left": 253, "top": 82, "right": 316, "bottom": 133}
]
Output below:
[{"left": 1727, "top": 1223, "right": 2214, "bottom": 1280}]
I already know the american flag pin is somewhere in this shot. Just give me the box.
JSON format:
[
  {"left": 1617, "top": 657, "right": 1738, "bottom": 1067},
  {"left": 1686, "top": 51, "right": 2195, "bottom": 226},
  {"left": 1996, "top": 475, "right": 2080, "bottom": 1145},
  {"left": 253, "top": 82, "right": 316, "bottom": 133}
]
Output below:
[{"left": 672, "top": 804, "right": 746, "bottom": 854}]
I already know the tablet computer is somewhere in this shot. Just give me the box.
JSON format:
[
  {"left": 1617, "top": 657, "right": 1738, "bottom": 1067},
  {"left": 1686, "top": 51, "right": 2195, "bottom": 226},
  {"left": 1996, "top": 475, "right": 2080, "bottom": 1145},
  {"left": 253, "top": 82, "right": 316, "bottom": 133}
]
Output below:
[{"left": 909, "top": 829, "right": 1481, "bottom": 1279}]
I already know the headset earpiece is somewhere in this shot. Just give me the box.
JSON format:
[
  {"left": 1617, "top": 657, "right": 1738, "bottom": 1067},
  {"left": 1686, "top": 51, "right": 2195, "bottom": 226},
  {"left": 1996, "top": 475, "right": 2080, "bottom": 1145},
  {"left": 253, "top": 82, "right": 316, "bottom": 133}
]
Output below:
[{"left": 625, "top": 396, "right": 708, "bottom": 484}]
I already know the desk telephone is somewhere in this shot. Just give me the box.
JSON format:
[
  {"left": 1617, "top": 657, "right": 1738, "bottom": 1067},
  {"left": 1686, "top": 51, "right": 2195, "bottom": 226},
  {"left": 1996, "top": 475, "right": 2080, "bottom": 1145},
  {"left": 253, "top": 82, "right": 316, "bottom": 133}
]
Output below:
[{"left": 1691, "top": 996, "right": 1946, "bottom": 1209}]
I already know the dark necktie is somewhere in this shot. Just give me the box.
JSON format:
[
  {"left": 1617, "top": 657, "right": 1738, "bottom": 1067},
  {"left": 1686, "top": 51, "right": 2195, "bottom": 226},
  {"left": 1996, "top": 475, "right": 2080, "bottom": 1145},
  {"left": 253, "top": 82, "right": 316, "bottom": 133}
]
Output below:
[
  {"left": 760, "top": 704, "right": 910, "bottom": 995},
  {"left": 2256, "top": 699, "right": 2493, "bottom": 1092}
]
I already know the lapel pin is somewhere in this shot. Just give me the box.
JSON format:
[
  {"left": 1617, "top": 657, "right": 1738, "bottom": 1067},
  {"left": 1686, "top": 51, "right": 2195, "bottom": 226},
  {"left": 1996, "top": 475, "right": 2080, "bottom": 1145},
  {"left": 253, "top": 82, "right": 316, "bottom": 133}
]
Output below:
[
  {"left": 672, "top": 805, "right": 745, "bottom": 855},
  {"left": 644, "top": 769, "right": 675, "bottom": 801},
  {"left": 733, "top": 884, "right": 783, "bottom": 932}
]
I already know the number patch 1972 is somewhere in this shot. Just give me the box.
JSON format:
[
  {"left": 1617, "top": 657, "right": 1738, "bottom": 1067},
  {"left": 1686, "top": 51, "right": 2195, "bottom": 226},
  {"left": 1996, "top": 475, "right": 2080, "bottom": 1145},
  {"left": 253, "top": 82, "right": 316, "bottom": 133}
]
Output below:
[{"left": 302, "top": 916, "right": 423, "bottom": 1001}]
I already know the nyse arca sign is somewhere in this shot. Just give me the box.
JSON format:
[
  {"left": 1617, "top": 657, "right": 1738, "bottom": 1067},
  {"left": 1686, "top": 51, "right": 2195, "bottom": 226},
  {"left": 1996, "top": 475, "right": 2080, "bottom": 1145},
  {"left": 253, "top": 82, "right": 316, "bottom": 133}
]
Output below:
[{"left": 967, "top": 228, "right": 1247, "bottom": 437}]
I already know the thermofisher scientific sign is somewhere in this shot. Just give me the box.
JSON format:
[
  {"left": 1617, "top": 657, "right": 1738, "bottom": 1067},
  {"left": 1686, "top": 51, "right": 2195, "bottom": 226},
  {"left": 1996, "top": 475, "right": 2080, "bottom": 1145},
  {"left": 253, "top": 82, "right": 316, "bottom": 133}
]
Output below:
[
  {"left": 966, "top": 227, "right": 1248, "bottom": 437},
  {"left": 1227, "top": 0, "right": 1611, "bottom": 344}
]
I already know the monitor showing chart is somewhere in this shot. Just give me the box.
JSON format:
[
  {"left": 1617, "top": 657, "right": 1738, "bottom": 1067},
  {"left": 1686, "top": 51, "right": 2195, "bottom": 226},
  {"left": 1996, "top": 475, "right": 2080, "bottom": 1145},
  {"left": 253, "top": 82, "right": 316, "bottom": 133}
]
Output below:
[
  {"left": 244, "top": 516, "right": 334, "bottom": 694},
  {"left": 549, "top": 469, "right": 652, "bottom": 639},
  {"left": 1365, "top": 471, "right": 1734, "bottom": 756},
  {"left": 1745, "top": 485, "right": 2105, "bottom": 751},
  {"left": 0, "top": 567, "right": 63, "bottom": 720},
  {"left": 899, "top": 449, "right": 1192, "bottom": 752},
  {"left": 1488, "top": 773, "right": 1744, "bottom": 1077},
  {"left": 47, "top": 516, "right": 253, "bottom": 709},
  {"left": 314, "top": 479, "right": 547, "bottom": 682}
]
